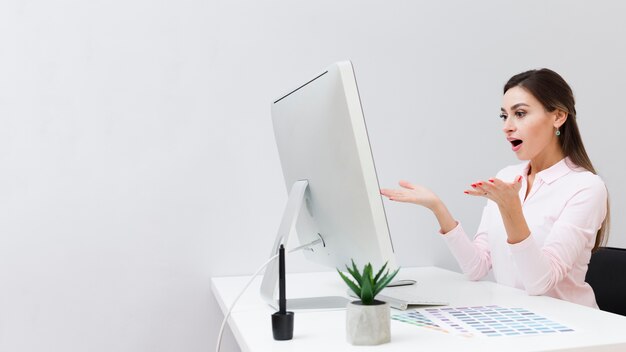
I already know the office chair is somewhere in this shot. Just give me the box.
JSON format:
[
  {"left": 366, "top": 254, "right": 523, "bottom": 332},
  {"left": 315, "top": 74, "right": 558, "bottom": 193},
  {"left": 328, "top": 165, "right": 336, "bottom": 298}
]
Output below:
[{"left": 585, "top": 247, "right": 626, "bottom": 316}]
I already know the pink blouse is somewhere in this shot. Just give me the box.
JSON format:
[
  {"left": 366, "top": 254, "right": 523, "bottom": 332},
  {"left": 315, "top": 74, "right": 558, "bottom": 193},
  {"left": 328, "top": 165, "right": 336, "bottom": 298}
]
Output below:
[{"left": 442, "top": 157, "right": 608, "bottom": 308}]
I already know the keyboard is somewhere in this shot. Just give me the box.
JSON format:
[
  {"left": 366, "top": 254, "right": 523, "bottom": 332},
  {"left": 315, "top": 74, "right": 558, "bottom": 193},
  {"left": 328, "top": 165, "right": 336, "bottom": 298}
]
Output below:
[{"left": 347, "top": 286, "right": 448, "bottom": 310}]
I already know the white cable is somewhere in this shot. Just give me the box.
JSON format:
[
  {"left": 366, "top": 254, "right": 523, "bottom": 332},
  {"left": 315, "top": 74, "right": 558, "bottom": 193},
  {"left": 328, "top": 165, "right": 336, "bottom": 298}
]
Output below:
[
  {"left": 215, "top": 238, "right": 323, "bottom": 352},
  {"left": 215, "top": 253, "right": 279, "bottom": 352},
  {"left": 288, "top": 238, "right": 322, "bottom": 253}
]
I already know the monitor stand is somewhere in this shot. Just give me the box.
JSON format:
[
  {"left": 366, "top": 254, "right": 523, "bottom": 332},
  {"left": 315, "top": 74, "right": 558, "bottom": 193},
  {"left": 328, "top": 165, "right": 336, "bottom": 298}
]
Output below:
[{"left": 259, "top": 180, "right": 349, "bottom": 310}]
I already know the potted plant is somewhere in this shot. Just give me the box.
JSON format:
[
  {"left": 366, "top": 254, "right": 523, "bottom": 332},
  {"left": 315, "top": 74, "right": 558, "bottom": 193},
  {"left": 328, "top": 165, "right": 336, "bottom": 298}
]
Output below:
[{"left": 337, "top": 260, "right": 400, "bottom": 345}]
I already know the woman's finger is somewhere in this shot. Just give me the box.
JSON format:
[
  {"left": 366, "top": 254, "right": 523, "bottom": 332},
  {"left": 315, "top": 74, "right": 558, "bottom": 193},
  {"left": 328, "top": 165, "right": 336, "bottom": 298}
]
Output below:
[
  {"left": 488, "top": 177, "right": 505, "bottom": 186},
  {"left": 469, "top": 180, "right": 499, "bottom": 198},
  {"left": 464, "top": 188, "right": 489, "bottom": 197},
  {"left": 512, "top": 176, "right": 523, "bottom": 192},
  {"left": 471, "top": 181, "right": 490, "bottom": 193},
  {"left": 398, "top": 180, "right": 415, "bottom": 190},
  {"left": 381, "top": 189, "right": 400, "bottom": 199},
  {"left": 479, "top": 180, "right": 497, "bottom": 192},
  {"left": 381, "top": 189, "right": 408, "bottom": 198}
]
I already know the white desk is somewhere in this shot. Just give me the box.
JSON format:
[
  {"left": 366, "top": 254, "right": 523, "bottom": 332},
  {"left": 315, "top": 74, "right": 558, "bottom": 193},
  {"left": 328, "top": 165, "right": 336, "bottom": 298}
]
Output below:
[{"left": 211, "top": 267, "right": 626, "bottom": 351}]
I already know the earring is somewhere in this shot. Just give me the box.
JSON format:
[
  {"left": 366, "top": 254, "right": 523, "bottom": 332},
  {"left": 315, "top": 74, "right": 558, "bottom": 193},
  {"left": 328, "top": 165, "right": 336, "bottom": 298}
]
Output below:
[{"left": 556, "top": 129, "right": 561, "bottom": 136}]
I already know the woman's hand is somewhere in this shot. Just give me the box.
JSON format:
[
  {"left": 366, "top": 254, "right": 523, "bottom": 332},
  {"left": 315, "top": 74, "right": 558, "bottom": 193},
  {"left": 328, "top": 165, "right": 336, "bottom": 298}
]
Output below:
[
  {"left": 465, "top": 175, "right": 530, "bottom": 244},
  {"left": 381, "top": 180, "right": 458, "bottom": 233},
  {"left": 465, "top": 176, "right": 523, "bottom": 210},
  {"left": 380, "top": 180, "right": 441, "bottom": 210}
]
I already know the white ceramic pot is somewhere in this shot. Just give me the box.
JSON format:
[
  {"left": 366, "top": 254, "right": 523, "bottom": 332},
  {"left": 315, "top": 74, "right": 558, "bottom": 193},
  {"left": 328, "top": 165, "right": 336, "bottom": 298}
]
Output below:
[{"left": 346, "top": 300, "right": 390, "bottom": 345}]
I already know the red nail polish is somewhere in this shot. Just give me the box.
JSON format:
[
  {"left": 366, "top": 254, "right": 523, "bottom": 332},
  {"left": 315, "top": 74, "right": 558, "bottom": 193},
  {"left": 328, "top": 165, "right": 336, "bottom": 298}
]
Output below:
[
  {"left": 478, "top": 182, "right": 483, "bottom": 186},
  {"left": 464, "top": 191, "right": 469, "bottom": 194},
  {"left": 471, "top": 184, "right": 476, "bottom": 188},
  {"left": 488, "top": 179, "right": 494, "bottom": 183}
]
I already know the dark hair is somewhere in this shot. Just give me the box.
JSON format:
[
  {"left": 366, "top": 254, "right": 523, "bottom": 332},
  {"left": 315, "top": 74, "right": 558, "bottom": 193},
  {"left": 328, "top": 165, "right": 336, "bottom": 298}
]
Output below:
[{"left": 504, "top": 68, "right": 610, "bottom": 252}]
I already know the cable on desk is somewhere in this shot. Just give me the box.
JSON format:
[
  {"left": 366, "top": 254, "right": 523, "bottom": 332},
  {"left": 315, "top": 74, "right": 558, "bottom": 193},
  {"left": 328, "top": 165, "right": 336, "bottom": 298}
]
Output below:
[
  {"left": 215, "top": 253, "right": 279, "bottom": 352},
  {"left": 215, "top": 238, "right": 323, "bottom": 352}
]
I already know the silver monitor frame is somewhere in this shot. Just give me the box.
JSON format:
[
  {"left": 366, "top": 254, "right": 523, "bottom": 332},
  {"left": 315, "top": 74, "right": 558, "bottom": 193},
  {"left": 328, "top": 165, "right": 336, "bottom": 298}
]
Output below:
[{"left": 261, "top": 61, "right": 396, "bottom": 310}]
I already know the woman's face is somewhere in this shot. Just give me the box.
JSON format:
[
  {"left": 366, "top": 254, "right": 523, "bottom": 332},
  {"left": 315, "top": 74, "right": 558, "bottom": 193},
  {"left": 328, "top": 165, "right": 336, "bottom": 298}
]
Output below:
[{"left": 500, "top": 86, "right": 563, "bottom": 161}]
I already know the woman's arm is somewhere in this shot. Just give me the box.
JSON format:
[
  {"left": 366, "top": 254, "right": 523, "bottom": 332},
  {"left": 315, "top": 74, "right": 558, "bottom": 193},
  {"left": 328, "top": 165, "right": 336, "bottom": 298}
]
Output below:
[
  {"left": 381, "top": 181, "right": 492, "bottom": 280},
  {"left": 509, "top": 182, "right": 607, "bottom": 295},
  {"left": 467, "top": 176, "right": 530, "bottom": 244},
  {"left": 470, "top": 175, "right": 607, "bottom": 295},
  {"left": 497, "top": 199, "right": 531, "bottom": 244},
  {"left": 441, "top": 207, "right": 493, "bottom": 281},
  {"left": 430, "top": 200, "right": 458, "bottom": 234}
]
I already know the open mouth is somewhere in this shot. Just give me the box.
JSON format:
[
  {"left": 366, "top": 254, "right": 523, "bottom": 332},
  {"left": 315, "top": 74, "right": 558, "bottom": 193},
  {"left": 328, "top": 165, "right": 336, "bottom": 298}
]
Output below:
[{"left": 509, "top": 139, "right": 523, "bottom": 151}]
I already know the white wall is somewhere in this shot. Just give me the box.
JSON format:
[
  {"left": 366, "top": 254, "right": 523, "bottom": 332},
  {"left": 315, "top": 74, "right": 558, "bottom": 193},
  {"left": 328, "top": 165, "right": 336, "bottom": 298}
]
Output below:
[{"left": 1, "top": 1, "right": 625, "bottom": 351}]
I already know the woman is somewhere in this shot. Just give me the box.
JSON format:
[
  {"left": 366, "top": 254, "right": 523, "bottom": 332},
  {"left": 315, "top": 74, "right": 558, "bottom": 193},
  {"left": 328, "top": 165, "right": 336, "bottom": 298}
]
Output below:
[{"left": 380, "top": 68, "right": 609, "bottom": 308}]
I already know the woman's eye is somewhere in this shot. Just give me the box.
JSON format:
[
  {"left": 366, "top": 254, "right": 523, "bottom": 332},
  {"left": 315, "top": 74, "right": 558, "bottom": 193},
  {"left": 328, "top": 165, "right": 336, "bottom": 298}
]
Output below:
[
  {"left": 499, "top": 114, "right": 508, "bottom": 120},
  {"left": 515, "top": 110, "right": 526, "bottom": 118}
]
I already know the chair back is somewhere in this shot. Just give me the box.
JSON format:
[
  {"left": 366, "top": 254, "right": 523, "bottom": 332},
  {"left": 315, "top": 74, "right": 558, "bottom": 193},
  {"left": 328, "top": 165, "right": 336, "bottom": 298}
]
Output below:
[{"left": 586, "top": 247, "right": 626, "bottom": 316}]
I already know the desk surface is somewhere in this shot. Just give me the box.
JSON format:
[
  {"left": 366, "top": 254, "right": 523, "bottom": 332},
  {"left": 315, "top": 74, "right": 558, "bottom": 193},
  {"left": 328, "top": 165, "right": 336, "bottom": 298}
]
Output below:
[{"left": 211, "top": 267, "right": 626, "bottom": 352}]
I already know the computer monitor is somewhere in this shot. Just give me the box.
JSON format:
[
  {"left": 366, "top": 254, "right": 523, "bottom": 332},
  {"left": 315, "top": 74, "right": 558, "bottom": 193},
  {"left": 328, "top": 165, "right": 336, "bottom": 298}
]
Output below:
[{"left": 260, "top": 61, "right": 397, "bottom": 309}]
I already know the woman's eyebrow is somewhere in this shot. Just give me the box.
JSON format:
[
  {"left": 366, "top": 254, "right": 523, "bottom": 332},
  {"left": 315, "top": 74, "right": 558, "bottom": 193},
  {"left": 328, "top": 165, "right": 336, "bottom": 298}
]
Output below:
[
  {"left": 501, "top": 103, "right": 530, "bottom": 112},
  {"left": 510, "top": 103, "right": 530, "bottom": 110}
]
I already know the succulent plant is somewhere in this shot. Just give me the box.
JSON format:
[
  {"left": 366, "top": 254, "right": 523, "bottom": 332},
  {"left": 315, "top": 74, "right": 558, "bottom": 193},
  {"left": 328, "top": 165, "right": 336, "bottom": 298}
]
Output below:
[{"left": 337, "top": 260, "right": 400, "bottom": 305}]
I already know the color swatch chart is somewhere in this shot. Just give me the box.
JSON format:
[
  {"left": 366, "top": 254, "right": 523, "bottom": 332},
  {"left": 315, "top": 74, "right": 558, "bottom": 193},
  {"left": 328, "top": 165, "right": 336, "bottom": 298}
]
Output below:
[{"left": 392, "top": 305, "right": 575, "bottom": 338}]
